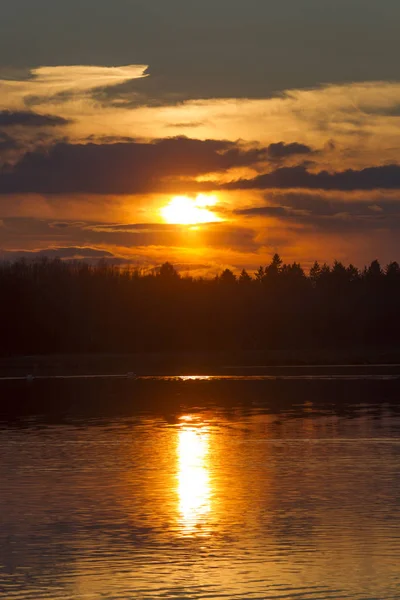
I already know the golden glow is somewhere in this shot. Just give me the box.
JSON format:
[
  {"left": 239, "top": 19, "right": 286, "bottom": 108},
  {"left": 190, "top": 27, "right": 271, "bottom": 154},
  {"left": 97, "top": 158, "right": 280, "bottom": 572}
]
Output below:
[
  {"left": 177, "top": 418, "right": 211, "bottom": 534},
  {"left": 161, "top": 194, "right": 221, "bottom": 225}
]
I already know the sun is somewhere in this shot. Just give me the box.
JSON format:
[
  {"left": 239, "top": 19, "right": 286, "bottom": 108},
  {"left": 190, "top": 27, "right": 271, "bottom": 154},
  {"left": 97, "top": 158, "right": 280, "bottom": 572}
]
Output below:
[{"left": 161, "top": 194, "right": 222, "bottom": 225}]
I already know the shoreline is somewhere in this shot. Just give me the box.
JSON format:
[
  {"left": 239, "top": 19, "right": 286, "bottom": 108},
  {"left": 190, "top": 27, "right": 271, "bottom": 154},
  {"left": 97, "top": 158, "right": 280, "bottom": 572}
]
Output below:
[{"left": 1, "top": 350, "right": 400, "bottom": 377}]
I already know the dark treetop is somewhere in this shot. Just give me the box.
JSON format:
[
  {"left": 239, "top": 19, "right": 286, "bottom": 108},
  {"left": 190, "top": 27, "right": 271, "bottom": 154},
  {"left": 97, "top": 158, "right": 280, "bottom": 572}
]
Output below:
[{"left": 1, "top": 255, "right": 400, "bottom": 357}]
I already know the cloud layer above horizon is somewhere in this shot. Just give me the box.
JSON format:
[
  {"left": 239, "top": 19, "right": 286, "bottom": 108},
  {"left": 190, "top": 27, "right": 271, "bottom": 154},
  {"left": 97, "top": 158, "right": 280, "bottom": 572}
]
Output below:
[{"left": 1, "top": 0, "right": 400, "bottom": 274}]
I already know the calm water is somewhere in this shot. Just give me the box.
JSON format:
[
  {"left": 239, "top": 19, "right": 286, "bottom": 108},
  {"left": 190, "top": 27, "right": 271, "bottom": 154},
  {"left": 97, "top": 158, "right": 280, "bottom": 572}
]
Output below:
[{"left": 1, "top": 378, "right": 400, "bottom": 599}]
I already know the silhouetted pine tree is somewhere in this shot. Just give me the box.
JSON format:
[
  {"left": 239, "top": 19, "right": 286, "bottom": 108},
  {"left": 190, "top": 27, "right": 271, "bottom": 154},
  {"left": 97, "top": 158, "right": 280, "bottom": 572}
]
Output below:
[{"left": 0, "top": 256, "right": 399, "bottom": 356}]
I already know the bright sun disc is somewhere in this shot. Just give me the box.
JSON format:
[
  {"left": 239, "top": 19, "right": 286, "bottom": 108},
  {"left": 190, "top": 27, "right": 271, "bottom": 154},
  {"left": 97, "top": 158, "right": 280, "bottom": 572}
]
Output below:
[{"left": 161, "top": 194, "right": 221, "bottom": 225}]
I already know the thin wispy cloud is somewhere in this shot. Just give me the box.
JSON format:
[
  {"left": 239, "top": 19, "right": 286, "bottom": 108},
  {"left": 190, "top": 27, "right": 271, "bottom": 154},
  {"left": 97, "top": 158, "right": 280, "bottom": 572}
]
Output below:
[{"left": 0, "top": 64, "right": 148, "bottom": 111}]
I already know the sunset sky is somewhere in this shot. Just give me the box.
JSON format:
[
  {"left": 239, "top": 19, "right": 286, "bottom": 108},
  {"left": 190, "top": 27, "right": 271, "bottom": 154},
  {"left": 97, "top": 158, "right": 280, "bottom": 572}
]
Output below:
[{"left": 1, "top": 0, "right": 400, "bottom": 275}]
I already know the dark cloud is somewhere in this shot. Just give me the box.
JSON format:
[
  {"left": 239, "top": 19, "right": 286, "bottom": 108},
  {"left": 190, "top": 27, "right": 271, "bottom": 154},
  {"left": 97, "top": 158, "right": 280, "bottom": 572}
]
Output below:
[
  {"left": 303, "top": 212, "right": 400, "bottom": 233},
  {"left": 49, "top": 222, "right": 74, "bottom": 229},
  {"left": 236, "top": 206, "right": 288, "bottom": 217},
  {"left": 271, "top": 192, "right": 400, "bottom": 217},
  {"left": 224, "top": 164, "right": 400, "bottom": 191},
  {"left": 235, "top": 193, "right": 400, "bottom": 232},
  {"left": 267, "top": 142, "right": 313, "bottom": 160},
  {"left": 48, "top": 221, "right": 87, "bottom": 229},
  {"left": 0, "top": 218, "right": 259, "bottom": 252},
  {"left": 359, "top": 104, "right": 400, "bottom": 117},
  {"left": 0, "top": 110, "right": 69, "bottom": 128},
  {"left": 0, "top": 137, "right": 271, "bottom": 195},
  {"left": 0, "top": 247, "right": 116, "bottom": 261},
  {"left": 0, "top": 132, "right": 18, "bottom": 151},
  {"left": 0, "top": 217, "right": 76, "bottom": 240}
]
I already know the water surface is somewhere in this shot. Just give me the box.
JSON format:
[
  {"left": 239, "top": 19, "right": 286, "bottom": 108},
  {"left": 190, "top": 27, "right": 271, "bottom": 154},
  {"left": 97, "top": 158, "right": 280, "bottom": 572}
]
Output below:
[{"left": 1, "top": 378, "right": 400, "bottom": 599}]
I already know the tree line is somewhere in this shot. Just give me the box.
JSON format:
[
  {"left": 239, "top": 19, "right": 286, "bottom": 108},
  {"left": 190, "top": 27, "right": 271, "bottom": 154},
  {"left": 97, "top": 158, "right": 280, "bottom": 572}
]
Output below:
[{"left": 1, "top": 255, "right": 399, "bottom": 356}]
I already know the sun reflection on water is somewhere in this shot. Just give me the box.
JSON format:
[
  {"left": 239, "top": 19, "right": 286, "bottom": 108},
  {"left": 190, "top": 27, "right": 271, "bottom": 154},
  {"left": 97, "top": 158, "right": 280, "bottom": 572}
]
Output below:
[{"left": 177, "top": 417, "right": 211, "bottom": 535}]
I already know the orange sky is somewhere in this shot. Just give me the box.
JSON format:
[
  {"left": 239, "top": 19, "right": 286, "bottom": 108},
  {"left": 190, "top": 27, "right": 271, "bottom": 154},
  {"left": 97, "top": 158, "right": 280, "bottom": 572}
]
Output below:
[{"left": 1, "top": 65, "right": 400, "bottom": 273}]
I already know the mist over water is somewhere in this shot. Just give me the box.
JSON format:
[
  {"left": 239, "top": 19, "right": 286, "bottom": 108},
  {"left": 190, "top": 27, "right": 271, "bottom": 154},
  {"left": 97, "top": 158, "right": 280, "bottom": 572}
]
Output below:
[{"left": 1, "top": 378, "right": 400, "bottom": 599}]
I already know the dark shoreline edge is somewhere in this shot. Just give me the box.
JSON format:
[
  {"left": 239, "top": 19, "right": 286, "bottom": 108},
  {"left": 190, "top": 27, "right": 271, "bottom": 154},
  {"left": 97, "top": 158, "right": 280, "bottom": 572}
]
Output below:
[{"left": 2, "top": 348, "right": 400, "bottom": 378}]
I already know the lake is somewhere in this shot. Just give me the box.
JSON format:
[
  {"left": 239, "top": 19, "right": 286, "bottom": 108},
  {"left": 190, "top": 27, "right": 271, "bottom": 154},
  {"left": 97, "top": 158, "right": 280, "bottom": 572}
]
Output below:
[{"left": 1, "top": 377, "right": 400, "bottom": 599}]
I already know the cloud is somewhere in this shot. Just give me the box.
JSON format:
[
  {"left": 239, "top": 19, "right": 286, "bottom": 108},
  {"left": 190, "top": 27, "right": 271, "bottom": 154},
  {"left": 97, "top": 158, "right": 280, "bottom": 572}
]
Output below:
[
  {"left": 84, "top": 221, "right": 259, "bottom": 252},
  {"left": 0, "top": 137, "right": 270, "bottom": 195},
  {"left": 1, "top": 70, "right": 400, "bottom": 175},
  {"left": 267, "top": 142, "right": 313, "bottom": 160},
  {"left": 270, "top": 192, "right": 400, "bottom": 217},
  {"left": 0, "top": 217, "right": 259, "bottom": 254},
  {"left": 79, "top": 80, "right": 400, "bottom": 170},
  {"left": 234, "top": 192, "right": 400, "bottom": 233},
  {"left": 236, "top": 206, "right": 288, "bottom": 217},
  {"left": 0, "top": 110, "right": 69, "bottom": 127},
  {"left": 1, "top": 65, "right": 148, "bottom": 106},
  {"left": 28, "top": 65, "right": 148, "bottom": 92},
  {"left": 2, "top": 213, "right": 400, "bottom": 272},
  {"left": 166, "top": 122, "right": 204, "bottom": 128},
  {"left": 49, "top": 221, "right": 86, "bottom": 229},
  {"left": 0, "top": 132, "right": 18, "bottom": 151},
  {"left": 2, "top": 136, "right": 399, "bottom": 197},
  {"left": 224, "top": 164, "right": 400, "bottom": 192},
  {"left": 2, "top": 65, "right": 400, "bottom": 268},
  {"left": 0, "top": 247, "right": 117, "bottom": 261},
  {"left": 2, "top": 0, "right": 400, "bottom": 106}
]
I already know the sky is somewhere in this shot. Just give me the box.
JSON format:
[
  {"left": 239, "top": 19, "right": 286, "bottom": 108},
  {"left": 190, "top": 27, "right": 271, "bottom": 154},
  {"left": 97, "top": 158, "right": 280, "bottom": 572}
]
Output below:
[{"left": 1, "top": 0, "right": 400, "bottom": 274}]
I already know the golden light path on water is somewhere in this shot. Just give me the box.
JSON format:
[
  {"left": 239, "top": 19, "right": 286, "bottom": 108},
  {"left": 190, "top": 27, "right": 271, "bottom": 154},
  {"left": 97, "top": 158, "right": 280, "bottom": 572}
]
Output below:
[{"left": 177, "top": 416, "right": 211, "bottom": 535}]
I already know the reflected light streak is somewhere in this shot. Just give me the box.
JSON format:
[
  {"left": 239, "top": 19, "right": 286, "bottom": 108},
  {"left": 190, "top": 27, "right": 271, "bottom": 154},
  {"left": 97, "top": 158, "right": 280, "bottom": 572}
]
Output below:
[
  {"left": 179, "top": 375, "right": 212, "bottom": 381},
  {"left": 177, "top": 419, "right": 211, "bottom": 534}
]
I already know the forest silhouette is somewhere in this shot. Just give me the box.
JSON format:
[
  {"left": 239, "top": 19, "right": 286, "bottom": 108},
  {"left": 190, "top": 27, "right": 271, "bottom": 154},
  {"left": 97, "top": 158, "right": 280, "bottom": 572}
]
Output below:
[{"left": 1, "top": 254, "right": 400, "bottom": 356}]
